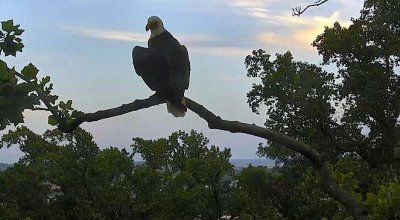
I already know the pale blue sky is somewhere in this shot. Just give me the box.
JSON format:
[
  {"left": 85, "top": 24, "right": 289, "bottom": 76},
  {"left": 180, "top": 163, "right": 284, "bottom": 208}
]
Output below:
[{"left": 0, "top": 0, "right": 364, "bottom": 163}]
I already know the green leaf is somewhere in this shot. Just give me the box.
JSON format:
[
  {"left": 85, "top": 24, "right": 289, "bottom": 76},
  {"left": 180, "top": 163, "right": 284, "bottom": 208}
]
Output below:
[
  {"left": 0, "top": 97, "right": 5, "bottom": 105},
  {"left": 66, "top": 100, "right": 73, "bottom": 110},
  {"left": 48, "top": 115, "right": 58, "bottom": 126},
  {"left": 0, "top": 60, "right": 7, "bottom": 75},
  {"left": 1, "top": 83, "right": 13, "bottom": 94},
  {"left": 14, "top": 29, "right": 24, "bottom": 35},
  {"left": 16, "top": 82, "right": 37, "bottom": 94},
  {"left": 41, "top": 76, "right": 50, "bottom": 85},
  {"left": 1, "top": 20, "right": 14, "bottom": 32},
  {"left": 71, "top": 110, "right": 84, "bottom": 118},
  {"left": 394, "top": 147, "right": 400, "bottom": 159},
  {"left": 59, "top": 101, "right": 66, "bottom": 109},
  {"left": 59, "top": 100, "right": 73, "bottom": 110},
  {"left": 21, "top": 63, "right": 38, "bottom": 80},
  {"left": 1, "top": 71, "right": 12, "bottom": 83},
  {"left": 365, "top": 193, "right": 376, "bottom": 205},
  {"left": 46, "top": 95, "right": 58, "bottom": 104}
]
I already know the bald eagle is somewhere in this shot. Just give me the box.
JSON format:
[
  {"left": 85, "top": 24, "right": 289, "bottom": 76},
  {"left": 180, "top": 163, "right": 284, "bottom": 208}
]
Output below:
[{"left": 132, "top": 16, "right": 190, "bottom": 117}]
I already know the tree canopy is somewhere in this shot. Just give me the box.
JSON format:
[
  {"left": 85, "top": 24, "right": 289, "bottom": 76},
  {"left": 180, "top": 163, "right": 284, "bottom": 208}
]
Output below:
[{"left": 1, "top": 0, "right": 400, "bottom": 219}]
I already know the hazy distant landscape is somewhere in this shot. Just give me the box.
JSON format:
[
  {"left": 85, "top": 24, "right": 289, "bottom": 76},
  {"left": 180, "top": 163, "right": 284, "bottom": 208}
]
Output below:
[
  {"left": 230, "top": 158, "right": 274, "bottom": 168},
  {"left": 0, "top": 159, "right": 274, "bottom": 172},
  {"left": 0, "top": 163, "right": 10, "bottom": 171}
]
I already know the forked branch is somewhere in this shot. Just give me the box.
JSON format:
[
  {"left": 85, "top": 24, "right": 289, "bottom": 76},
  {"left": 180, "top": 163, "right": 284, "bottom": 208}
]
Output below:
[
  {"left": 58, "top": 94, "right": 165, "bottom": 132},
  {"left": 10, "top": 66, "right": 365, "bottom": 218},
  {"left": 56, "top": 96, "right": 365, "bottom": 219},
  {"left": 292, "top": 0, "right": 330, "bottom": 16}
]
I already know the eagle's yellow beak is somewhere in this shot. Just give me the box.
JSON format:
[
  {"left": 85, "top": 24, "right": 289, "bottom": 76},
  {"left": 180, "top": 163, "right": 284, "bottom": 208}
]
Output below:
[{"left": 146, "top": 21, "right": 156, "bottom": 31}]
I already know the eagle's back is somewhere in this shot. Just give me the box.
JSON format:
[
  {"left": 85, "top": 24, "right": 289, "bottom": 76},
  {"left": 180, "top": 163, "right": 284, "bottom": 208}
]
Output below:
[
  {"left": 148, "top": 31, "right": 181, "bottom": 51},
  {"left": 132, "top": 30, "right": 190, "bottom": 93}
]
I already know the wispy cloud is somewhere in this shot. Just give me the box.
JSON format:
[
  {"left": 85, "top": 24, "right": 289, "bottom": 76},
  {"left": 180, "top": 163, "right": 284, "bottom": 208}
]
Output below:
[
  {"left": 229, "top": 0, "right": 279, "bottom": 23},
  {"left": 229, "top": 0, "right": 339, "bottom": 28},
  {"left": 61, "top": 25, "right": 249, "bottom": 57},
  {"left": 293, "top": 12, "right": 352, "bottom": 45},
  {"left": 60, "top": 1, "right": 357, "bottom": 57},
  {"left": 227, "top": 0, "right": 357, "bottom": 47},
  {"left": 62, "top": 25, "right": 224, "bottom": 46},
  {"left": 189, "top": 46, "right": 252, "bottom": 57},
  {"left": 61, "top": 25, "right": 148, "bottom": 42},
  {"left": 230, "top": 0, "right": 267, "bottom": 8},
  {"left": 257, "top": 11, "right": 353, "bottom": 50}
]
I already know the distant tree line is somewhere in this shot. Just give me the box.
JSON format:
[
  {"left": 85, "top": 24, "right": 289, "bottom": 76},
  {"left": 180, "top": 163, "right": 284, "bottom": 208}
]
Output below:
[
  {"left": 1, "top": 0, "right": 400, "bottom": 219},
  {"left": 0, "top": 127, "right": 280, "bottom": 219},
  {"left": 1, "top": 127, "right": 399, "bottom": 219},
  {"left": 0, "top": 163, "right": 10, "bottom": 172}
]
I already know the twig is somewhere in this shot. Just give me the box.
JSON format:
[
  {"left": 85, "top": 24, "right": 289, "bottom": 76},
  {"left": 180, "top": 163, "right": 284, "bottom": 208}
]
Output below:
[
  {"left": 30, "top": 107, "right": 52, "bottom": 112},
  {"left": 292, "top": 0, "right": 330, "bottom": 16}
]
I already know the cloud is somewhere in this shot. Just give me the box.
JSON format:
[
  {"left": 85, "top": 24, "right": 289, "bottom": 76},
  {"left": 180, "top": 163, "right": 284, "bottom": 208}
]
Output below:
[
  {"left": 228, "top": 0, "right": 315, "bottom": 26},
  {"left": 189, "top": 46, "right": 252, "bottom": 57},
  {"left": 257, "top": 32, "right": 300, "bottom": 48},
  {"left": 61, "top": 25, "right": 250, "bottom": 57},
  {"left": 229, "top": 0, "right": 280, "bottom": 23},
  {"left": 294, "top": 12, "right": 344, "bottom": 45},
  {"left": 60, "top": 2, "right": 357, "bottom": 56},
  {"left": 230, "top": 0, "right": 267, "bottom": 8},
  {"left": 227, "top": 1, "right": 359, "bottom": 54},
  {"left": 224, "top": 0, "right": 361, "bottom": 53},
  {"left": 61, "top": 25, "right": 148, "bottom": 42},
  {"left": 257, "top": 11, "right": 353, "bottom": 50},
  {"left": 61, "top": 25, "right": 224, "bottom": 45},
  {"left": 229, "top": 1, "right": 337, "bottom": 28}
]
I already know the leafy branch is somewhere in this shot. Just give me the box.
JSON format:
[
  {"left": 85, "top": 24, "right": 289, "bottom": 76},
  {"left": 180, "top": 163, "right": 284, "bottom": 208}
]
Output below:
[{"left": 0, "top": 19, "right": 83, "bottom": 129}]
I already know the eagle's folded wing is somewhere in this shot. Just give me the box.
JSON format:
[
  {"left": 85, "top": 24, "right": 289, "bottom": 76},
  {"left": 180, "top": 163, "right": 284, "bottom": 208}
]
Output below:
[
  {"left": 168, "top": 45, "right": 191, "bottom": 90},
  {"left": 132, "top": 46, "right": 170, "bottom": 91}
]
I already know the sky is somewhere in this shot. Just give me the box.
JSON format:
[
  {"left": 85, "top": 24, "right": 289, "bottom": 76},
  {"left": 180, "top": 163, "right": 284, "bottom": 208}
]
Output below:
[{"left": 0, "top": 0, "right": 364, "bottom": 163}]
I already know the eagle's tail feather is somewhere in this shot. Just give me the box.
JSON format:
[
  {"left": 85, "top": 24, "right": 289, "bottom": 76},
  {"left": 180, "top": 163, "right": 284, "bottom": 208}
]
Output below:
[{"left": 166, "top": 98, "right": 187, "bottom": 117}]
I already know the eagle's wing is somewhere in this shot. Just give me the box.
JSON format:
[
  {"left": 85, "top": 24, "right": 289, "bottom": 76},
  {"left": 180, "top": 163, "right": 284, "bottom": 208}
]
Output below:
[
  {"left": 168, "top": 45, "right": 191, "bottom": 90},
  {"left": 132, "top": 46, "right": 170, "bottom": 91}
]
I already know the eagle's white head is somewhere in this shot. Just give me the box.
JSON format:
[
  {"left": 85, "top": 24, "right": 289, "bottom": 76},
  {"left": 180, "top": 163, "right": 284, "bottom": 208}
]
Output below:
[{"left": 146, "top": 16, "right": 166, "bottom": 38}]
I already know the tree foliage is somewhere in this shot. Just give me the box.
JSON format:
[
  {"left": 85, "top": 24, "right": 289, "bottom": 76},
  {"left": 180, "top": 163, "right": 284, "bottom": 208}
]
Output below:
[
  {"left": 1, "top": 0, "right": 400, "bottom": 218},
  {"left": 0, "top": 20, "right": 82, "bottom": 130},
  {"left": 245, "top": 0, "right": 400, "bottom": 218},
  {"left": 0, "top": 128, "right": 259, "bottom": 219}
]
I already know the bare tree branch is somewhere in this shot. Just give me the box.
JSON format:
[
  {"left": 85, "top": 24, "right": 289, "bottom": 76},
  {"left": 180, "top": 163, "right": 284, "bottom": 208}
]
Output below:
[
  {"left": 10, "top": 67, "right": 365, "bottom": 218},
  {"left": 292, "top": 0, "right": 330, "bottom": 16},
  {"left": 56, "top": 96, "right": 365, "bottom": 219},
  {"left": 185, "top": 98, "right": 366, "bottom": 219},
  {"left": 58, "top": 94, "right": 165, "bottom": 132},
  {"left": 29, "top": 107, "right": 52, "bottom": 112}
]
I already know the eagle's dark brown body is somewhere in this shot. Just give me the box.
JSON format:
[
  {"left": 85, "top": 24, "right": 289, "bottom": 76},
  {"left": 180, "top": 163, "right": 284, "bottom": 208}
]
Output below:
[{"left": 132, "top": 31, "right": 190, "bottom": 111}]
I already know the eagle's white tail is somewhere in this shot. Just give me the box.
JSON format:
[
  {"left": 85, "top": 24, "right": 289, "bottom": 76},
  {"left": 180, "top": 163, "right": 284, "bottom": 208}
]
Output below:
[{"left": 166, "top": 98, "right": 186, "bottom": 117}]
